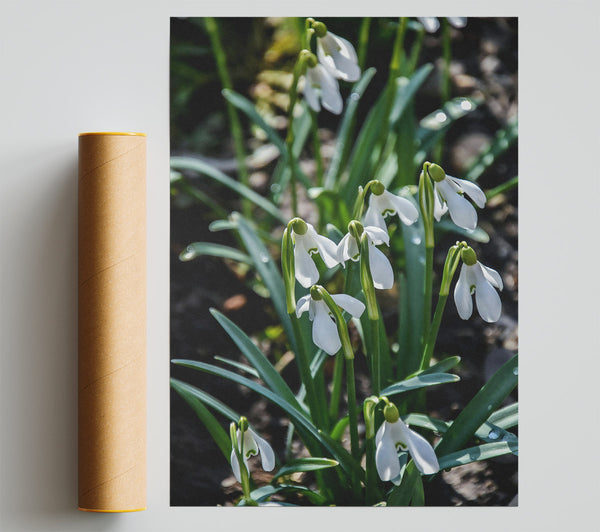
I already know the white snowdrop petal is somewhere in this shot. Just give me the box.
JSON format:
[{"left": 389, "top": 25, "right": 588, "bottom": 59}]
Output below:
[
  {"left": 331, "top": 293, "right": 366, "bottom": 318},
  {"left": 387, "top": 193, "right": 419, "bottom": 225},
  {"left": 369, "top": 245, "right": 394, "bottom": 289},
  {"left": 230, "top": 448, "right": 242, "bottom": 482},
  {"left": 364, "top": 204, "right": 387, "bottom": 232},
  {"left": 454, "top": 264, "right": 473, "bottom": 320},
  {"left": 474, "top": 271, "right": 502, "bottom": 322},
  {"left": 241, "top": 430, "right": 259, "bottom": 457},
  {"left": 311, "top": 231, "right": 340, "bottom": 268},
  {"left": 294, "top": 245, "right": 319, "bottom": 288},
  {"left": 433, "top": 184, "right": 448, "bottom": 221},
  {"left": 418, "top": 17, "right": 440, "bottom": 33},
  {"left": 480, "top": 263, "right": 503, "bottom": 291},
  {"left": 396, "top": 421, "right": 440, "bottom": 475},
  {"left": 250, "top": 429, "right": 275, "bottom": 472},
  {"left": 450, "top": 176, "right": 487, "bottom": 208},
  {"left": 364, "top": 225, "right": 390, "bottom": 246},
  {"left": 438, "top": 179, "right": 478, "bottom": 230},
  {"left": 375, "top": 423, "right": 401, "bottom": 481},
  {"left": 312, "top": 303, "right": 341, "bottom": 355},
  {"left": 448, "top": 17, "right": 467, "bottom": 28},
  {"left": 296, "top": 294, "right": 312, "bottom": 318},
  {"left": 303, "top": 70, "right": 321, "bottom": 112},
  {"left": 316, "top": 65, "right": 343, "bottom": 115}
]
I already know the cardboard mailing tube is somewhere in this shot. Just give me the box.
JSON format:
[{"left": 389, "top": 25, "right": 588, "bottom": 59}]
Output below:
[{"left": 78, "top": 132, "right": 146, "bottom": 512}]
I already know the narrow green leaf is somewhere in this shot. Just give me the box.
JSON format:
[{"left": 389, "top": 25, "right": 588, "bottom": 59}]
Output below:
[
  {"left": 170, "top": 378, "right": 240, "bottom": 422},
  {"left": 380, "top": 372, "right": 460, "bottom": 397},
  {"left": 272, "top": 458, "right": 339, "bottom": 482},
  {"left": 170, "top": 156, "right": 285, "bottom": 222},
  {"left": 438, "top": 441, "right": 518, "bottom": 471},
  {"left": 475, "top": 421, "right": 518, "bottom": 448},
  {"left": 387, "top": 461, "right": 419, "bottom": 506},
  {"left": 232, "top": 214, "right": 299, "bottom": 354},
  {"left": 397, "top": 189, "right": 425, "bottom": 379},
  {"left": 407, "top": 356, "right": 461, "bottom": 378},
  {"left": 222, "top": 88, "right": 286, "bottom": 153},
  {"left": 435, "top": 354, "right": 518, "bottom": 457},
  {"left": 250, "top": 484, "right": 327, "bottom": 505},
  {"left": 330, "top": 416, "right": 349, "bottom": 441},
  {"left": 464, "top": 116, "right": 518, "bottom": 182},
  {"left": 488, "top": 402, "right": 518, "bottom": 430},
  {"left": 179, "top": 242, "right": 252, "bottom": 264},
  {"left": 414, "top": 97, "right": 480, "bottom": 166},
  {"left": 210, "top": 309, "right": 301, "bottom": 411},
  {"left": 213, "top": 356, "right": 259, "bottom": 378},
  {"left": 172, "top": 359, "right": 357, "bottom": 478},
  {"left": 324, "top": 67, "right": 377, "bottom": 189},
  {"left": 388, "top": 63, "right": 434, "bottom": 128},
  {"left": 401, "top": 413, "right": 450, "bottom": 434},
  {"left": 435, "top": 219, "right": 490, "bottom": 243},
  {"left": 170, "top": 378, "right": 232, "bottom": 460}
]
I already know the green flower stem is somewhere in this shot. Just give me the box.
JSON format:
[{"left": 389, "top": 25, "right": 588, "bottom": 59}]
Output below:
[
  {"left": 310, "top": 109, "right": 324, "bottom": 187},
  {"left": 420, "top": 293, "right": 448, "bottom": 370},
  {"left": 345, "top": 357, "right": 360, "bottom": 461},
  {"left": 329, "top": 351, "right": 344, "bottom": 422},
  {"left": 433, "top": 18, "right": 452, "bottom": 163},
  {"left": 408, "top": 26, "right": 426, "bottom": 74},
  {"left": 286, "top": 54, "right": 307, "bottom": 217},
  {"left": 370, "top": 318, "right": 381, "bottom": 395},
  {"left": 389, "top": 18, "right": 407, "bottom": 86},
  {"left": 230, "top": 423, "right": 252, "bottom": 502},
  {"left": 205, "top": 17, "right": 251, "bottom": 219},
  {"left": 290, "top": 313, "right": 326, "bottom": 429},
  {"left": 365, "top": 437, "right": 380, "bottom": 504},
  {"left": 423, "top": 245, "right": 434, "bottom": 346},
  {"left": 358, "top": 17, "right": 371, "bottom": 70},
  {"left": 420, "top": 243, "right": 463, "bottom": 369}
]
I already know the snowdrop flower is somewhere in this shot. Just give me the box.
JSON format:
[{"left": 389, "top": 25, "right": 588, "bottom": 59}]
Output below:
[
  {"left": 376, "top": 402, "right": 439, "bottom": 480},
  {"left": 417, "top": 17, "right": 467, "bottom": 33},
  {"left": 364, "top": 182, "right": 419, "bottom": 232},
  {"left": 427, "top": 163, "right": 486, "bottom": 231},
  {"left": 337, "top": 221, "right": 394, "bottom": 290},
  {"left": 303, "top": 61, "right": 343, "bottom": 115},
  {"left": 230, "top": 421, "right": 275, "bottom": 483},
  {"left": 313, "top": 22, "right": 361, "bottom": 82},
  {"left": 296, "top": 287, "right": 365, "bottom": 355},
  {"left": 290, "top": 218, "right": 339, "bottom": 288},
  {"left": 454, "top": 247, "right": 503, "bottom": 323}
]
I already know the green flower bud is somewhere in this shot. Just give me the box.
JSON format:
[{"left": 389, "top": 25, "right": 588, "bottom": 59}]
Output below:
[
  {"left": 348, "top": 220, "right": 364, "bottom": 241},
  {"left": 427, "top": 162, "right": 446, "bottom": 183},
  {"left": 239, "top": 416, "right": 249, "bottom": 433},
  {"left": 305, "top": 53, "right": 318, "bottom": 68},
  {"left": 383, "top": 402, "right": 400, "bottom": 423},
  {"left": 290, "top": 217, "right": 308, "bottom": 235},
  {"left": 371, "top": 180, "right": 385, "bottom": 196},
  {"left": 461, "top": 246, "right": 478, "bottom": 266},
  {"left": 310, "top": 285, "right": 323, "bottom": 300},
  {"left": 313, "top": 21, "right": 328, "bottom": 38}
]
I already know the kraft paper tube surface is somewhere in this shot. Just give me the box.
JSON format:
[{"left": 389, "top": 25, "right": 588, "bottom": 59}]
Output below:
[{"left": 78, "top": 132, "right": 146, "bottom": 512}]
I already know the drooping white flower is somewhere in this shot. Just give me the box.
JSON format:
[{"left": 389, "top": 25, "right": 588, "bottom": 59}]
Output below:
[
  {"left": 337, "top": 225, "right": 394, "bottom": 290},
  {"left": 417, "top": 17, "right": 467, "bottom": 33},
  {"left": 454, "top": 259, "right": 503, "bottom": 323},
  {"left": 296, "top": 292, "right": 365, "bottom": 355},
  {"left": 364, "top": 188, "right": 419, "bottom": 232},
  {"left": 303, "top": 64, "right": 343, "bottom": 115},
  {"left": 433, "top": 174, "right": 486, "bottom": 231},
  {"left": 230, "top": 427, "right": 275, "bottom": 483},
  {"left": 292, "top": 221, "right": 339, "bottom": 288},
  {"left": 375, "top": 417, "right": 439, "bottom": 480},
  {"left": 316, "top": 30, "right": 361, "bottom": 82}
]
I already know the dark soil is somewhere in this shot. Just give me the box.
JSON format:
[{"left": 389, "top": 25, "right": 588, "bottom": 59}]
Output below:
[{"left": 170, "top": 17, "right": 518, "bottom": 506}]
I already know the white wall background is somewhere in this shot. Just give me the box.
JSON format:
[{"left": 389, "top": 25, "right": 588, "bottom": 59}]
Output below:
[{"left": 1, "top": 1, "right": 598, "bottom": 531}]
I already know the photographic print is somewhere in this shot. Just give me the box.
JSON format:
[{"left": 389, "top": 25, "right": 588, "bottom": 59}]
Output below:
[{"left": 170, "top": 17, "right": 518, "bottom": 506}]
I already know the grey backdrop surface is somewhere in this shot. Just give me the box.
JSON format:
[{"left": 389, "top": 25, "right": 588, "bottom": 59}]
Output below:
[{"left": 1, "top": 1, "right": 598, "bottom": 531}]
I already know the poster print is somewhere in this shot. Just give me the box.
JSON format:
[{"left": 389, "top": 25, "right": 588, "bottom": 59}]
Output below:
[{"left": 170, "top": 17, "right": 518, "bottom": 506}]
